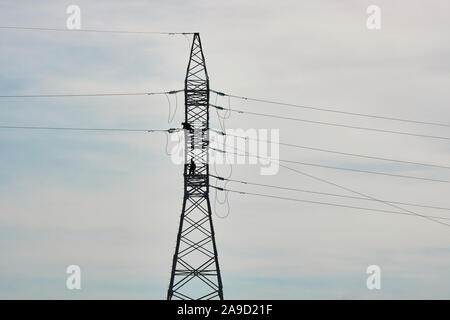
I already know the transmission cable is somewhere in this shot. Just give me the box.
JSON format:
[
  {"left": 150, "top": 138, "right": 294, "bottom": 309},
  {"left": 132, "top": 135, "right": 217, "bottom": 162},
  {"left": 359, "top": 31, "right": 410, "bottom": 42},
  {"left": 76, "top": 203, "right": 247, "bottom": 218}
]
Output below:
[
  {"left": 0, "top": 125, "right": 181, "bottom": 133},
  {"left": 0, "top": 26, "right": 195, "bottom": 35},
  {"left": 210, "top": 174, "right": 450, "bottom": 212},
  {"left": 211, "top": 186, "right": 450, "bottom": 221},
  {"left": 211, "top": 90, "right": 450, "bottom": 128},
  {"left": 210, "top": 144, "right": 450, "bottom": 228},
  {"left": 211, "top": 148, "right": 450, "bottom": 184},
  {"left": 210, "top": 104, "right": 450, "bottom": 141},
  {"left": 210, "top": 128, "right": 450, "bottom": 170},
  {"left": 0, "top": 89, "right": 182, "bottom": 98}
]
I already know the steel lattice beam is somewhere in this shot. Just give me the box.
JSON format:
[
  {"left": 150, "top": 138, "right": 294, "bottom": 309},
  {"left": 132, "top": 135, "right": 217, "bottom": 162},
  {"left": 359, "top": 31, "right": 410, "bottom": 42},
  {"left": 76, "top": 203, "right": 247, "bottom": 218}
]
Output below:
[{"left": 167, "top": 33, "right": 224, "bottom": 300}]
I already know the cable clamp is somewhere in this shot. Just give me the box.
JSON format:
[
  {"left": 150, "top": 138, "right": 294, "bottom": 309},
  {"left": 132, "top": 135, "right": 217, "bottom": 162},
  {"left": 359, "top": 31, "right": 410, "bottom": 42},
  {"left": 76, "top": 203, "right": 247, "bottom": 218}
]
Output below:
[{"left": 215, "top": 129, "right": 225, "bottom": 136}]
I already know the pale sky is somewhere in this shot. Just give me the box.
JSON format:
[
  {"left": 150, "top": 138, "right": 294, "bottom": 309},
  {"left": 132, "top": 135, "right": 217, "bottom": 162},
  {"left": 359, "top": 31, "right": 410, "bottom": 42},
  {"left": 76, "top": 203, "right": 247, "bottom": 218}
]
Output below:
[{"left": 0, "top": 0, "right": 450, "bottom": 299}]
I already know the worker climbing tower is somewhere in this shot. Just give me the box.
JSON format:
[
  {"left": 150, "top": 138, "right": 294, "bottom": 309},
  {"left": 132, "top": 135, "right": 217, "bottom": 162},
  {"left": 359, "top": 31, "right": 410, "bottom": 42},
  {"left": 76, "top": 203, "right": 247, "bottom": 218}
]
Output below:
[{"left": 167, "top": 33, "right": 224, "bottom": 300}]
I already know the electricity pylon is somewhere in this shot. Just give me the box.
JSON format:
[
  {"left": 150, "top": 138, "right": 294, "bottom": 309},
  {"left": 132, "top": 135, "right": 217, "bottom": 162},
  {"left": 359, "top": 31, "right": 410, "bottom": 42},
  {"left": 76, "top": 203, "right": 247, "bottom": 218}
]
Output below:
[{"left": 167, "top": 33, "right": 224, "bottom": 300}]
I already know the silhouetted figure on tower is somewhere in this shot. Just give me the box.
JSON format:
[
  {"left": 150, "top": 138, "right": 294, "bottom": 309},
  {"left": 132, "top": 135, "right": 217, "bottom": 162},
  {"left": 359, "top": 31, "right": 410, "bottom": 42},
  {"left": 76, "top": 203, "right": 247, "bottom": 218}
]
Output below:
[
  {"left": 182, "top": 122, "right": 192, "bottom": 131},
  {"left": 189, "top": 159, "right": 196, "bottom": 176}
]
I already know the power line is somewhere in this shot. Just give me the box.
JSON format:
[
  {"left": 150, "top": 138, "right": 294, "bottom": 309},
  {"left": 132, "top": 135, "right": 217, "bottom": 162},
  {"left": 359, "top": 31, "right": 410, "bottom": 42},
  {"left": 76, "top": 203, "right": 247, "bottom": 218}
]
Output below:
[
  {"left": 0, "top": 90, "right": 182, "bottom": 98},
  {"left": 211, "top": 186, "right": 450, "bottom": 221},
  {"left": 277, "top": 162, "right": 450, "bottom": 227},
  {"left": 210, "top": 175, "right": 450, "bottom": 212},
  {"left": 210, "top": 129, "right": 450, "bottom": 170},
  {"left": 277, "top": 163, "right": 450, "bottom": 227},
  {"left": 210, "top": 143, "right": 450, "bottom": 228},
  {"left": 0, "top": 26, "right": 195, "bottom": 35},
  {"left": 211, "top": 89, "right": 450, "bottom": 128},
  {"left": 219, "top": 145, "right": 450, "bottom": 228},
  {"left": 211, "top": 148, "right": 450, "bottom": 184},
  {"left": 211, "top": 104, "right": 450, "bottom": 141},
  {"left": 0, "top": 125, "right": 181, "bottom": 133}
]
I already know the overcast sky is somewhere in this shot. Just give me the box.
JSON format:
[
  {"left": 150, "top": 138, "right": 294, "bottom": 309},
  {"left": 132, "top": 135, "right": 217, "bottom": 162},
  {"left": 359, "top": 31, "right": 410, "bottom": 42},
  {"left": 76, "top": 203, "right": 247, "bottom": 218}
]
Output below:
[{"left": 1, "top": 0, "right": 450, "bottom": 299}]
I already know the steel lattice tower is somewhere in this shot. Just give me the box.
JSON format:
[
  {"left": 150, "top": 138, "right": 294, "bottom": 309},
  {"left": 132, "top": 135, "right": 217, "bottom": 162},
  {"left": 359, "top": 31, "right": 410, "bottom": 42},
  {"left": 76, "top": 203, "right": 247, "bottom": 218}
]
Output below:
[{"left": 167, "top": 33, "right": 224, "bottom": 300}]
